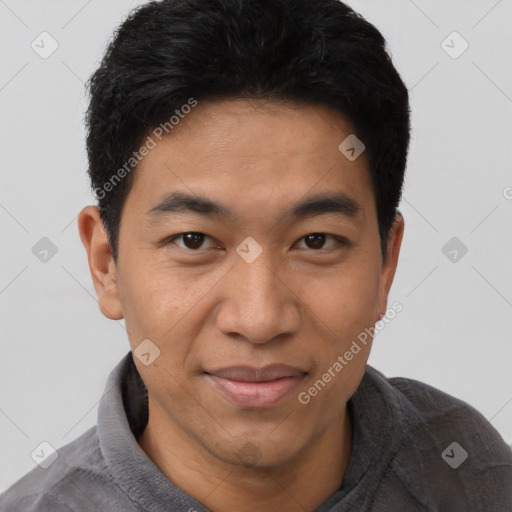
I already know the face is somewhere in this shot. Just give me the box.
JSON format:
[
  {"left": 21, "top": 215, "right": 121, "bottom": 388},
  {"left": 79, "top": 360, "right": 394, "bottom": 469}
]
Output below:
[{"left": 79, "top": 98, "right": 403, "bottom": 469}]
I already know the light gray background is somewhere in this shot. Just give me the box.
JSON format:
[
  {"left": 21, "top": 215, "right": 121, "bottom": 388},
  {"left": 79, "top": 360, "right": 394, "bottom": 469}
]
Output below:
[{"left": 1, "top": 0, "right": 511, "bottom": 492}]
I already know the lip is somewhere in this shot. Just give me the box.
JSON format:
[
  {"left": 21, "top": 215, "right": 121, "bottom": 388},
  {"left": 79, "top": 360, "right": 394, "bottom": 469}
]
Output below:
[{"left": 205, "top": 364, "right": 307, "bottom": 409}]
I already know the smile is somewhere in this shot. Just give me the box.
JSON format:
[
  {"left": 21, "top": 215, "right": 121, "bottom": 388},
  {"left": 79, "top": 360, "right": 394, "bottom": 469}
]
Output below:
[{"left": 204, "top": 364, "right": 307, "bottom": 409}]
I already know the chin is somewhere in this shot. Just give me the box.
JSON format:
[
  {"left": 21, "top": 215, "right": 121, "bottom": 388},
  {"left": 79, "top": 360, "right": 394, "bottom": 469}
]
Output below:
[{"left": 206, "top": 434, "right": 304, "bottom": 470}]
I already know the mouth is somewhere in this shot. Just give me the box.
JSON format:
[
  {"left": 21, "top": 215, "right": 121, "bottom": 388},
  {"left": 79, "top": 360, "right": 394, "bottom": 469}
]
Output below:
[{"left": 204, "top": 364, "right": 307, "bottom": 409}]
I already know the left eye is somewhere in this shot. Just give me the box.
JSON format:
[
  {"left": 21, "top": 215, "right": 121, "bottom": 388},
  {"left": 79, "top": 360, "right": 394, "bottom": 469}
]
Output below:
[
  {"left": 294, "top": 233, "right": 346, "bottom": 250},
  {"left": 164, "top": 232, "right": 346, "bottom": 251}
]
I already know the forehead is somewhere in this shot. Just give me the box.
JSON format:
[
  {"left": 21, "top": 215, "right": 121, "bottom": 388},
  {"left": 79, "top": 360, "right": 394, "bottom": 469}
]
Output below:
[{"left": 124, "top": 98, "right": 374, "bottom": 224}]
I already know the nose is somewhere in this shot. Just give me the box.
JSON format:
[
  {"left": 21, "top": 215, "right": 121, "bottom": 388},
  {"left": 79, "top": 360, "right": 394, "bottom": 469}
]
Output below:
[{"left": 216, "top": 253, "right": 301, "bottom": 345}]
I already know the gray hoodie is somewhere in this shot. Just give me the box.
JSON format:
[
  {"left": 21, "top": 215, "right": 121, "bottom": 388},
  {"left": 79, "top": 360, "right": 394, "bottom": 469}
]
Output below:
[{"left": 1, "top": 351, "right": 511, "bottom": 511}]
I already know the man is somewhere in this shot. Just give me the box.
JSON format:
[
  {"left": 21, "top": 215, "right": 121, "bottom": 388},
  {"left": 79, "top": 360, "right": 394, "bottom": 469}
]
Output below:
[{"left": 1, "top": 0, "right": 511, "bottom": 510}]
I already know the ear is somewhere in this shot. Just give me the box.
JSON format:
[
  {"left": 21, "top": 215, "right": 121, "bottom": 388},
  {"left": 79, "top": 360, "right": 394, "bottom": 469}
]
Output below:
[
  {"left": 375, "top": 212, "right": 405, "bottom": 321},
  {"left": 78, "top": 205, "right": 123, "bottom": 320}
]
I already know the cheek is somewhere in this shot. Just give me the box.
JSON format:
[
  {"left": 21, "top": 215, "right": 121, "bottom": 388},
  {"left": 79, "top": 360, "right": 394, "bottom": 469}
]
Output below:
[
  {"left": 296, "top": 273, "right": 377, "bottom": 421},
  {"left": 297, "top": 352, "right": 368, "bottom": 431},
  {"left": 118, "top": 252, "right": 181, "bottom": 318},
  {"left": 295, "top": 257, "right": 381, "bottom": 337},
  {"left": 118, "top": 258, "right": 224, "bottom": 358},
  {"left": 293, "top": 255, "right": 380, "bottom": 398}
]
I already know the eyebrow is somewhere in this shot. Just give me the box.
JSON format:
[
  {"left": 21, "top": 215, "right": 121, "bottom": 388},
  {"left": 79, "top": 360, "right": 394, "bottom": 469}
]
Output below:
[{"left": 146, "top": 190, "right": 362, "bottom": 224}]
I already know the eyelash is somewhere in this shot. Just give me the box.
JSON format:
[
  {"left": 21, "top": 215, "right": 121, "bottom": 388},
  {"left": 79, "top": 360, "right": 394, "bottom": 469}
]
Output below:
[{"left": 163, "top": 232, "right": 349, "bottom": 252}]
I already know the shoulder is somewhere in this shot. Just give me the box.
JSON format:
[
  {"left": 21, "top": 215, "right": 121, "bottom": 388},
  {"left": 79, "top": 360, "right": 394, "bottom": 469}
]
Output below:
[
  {"left": 365, "top": 367, "right": 512, "bottom": 510},
  {"left": 0, "top": 426, "right": 114, "bottom": 512},
  {"left": 0, "top": 492, "right": 75, "bottom": 512},
  {"left": 386, "top": 371, "right": 511, "bottom": 455}
]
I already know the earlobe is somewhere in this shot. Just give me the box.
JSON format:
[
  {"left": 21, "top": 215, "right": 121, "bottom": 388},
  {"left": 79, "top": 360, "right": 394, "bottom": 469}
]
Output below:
[{"left": 78, "top": 205, "right": 124, "bottom": 320}]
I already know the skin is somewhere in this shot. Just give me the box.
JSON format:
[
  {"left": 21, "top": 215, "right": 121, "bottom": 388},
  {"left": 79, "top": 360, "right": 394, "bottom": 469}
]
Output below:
[{"left": 78, "top": 98, "right": 404, "bottom": 512}]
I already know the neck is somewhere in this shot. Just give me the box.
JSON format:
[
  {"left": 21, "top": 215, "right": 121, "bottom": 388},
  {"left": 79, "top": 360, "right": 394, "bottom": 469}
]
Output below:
[{"left": 138, "top": 399, "right": 352, "bottom": 512}]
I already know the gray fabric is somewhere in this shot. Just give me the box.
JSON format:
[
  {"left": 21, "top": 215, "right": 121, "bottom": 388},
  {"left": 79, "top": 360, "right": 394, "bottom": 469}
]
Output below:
[{"left": 1, "top": 351, "right": 511, "bottom": 511}]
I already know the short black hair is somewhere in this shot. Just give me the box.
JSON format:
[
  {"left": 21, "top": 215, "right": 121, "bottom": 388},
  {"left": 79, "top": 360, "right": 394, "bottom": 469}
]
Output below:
[{"left": 85, "top": 0, "right": 410, "bottom": 263}]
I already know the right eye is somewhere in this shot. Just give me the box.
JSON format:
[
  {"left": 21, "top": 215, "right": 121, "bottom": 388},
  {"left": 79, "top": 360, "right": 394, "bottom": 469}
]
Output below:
[{"left": 163, "top": 232, "right": 219, "bottom": 251}]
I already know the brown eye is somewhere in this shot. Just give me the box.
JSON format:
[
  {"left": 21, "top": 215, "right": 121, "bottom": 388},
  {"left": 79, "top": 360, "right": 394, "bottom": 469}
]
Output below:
[
  {"left": 167, "top": 232, "right": 216, "bottom": 250},
  {"left": 304, "top": 233, "right": 327, "bottom": 250},
  {"left": 296, "top": 233, "right": 346, "bottom": 251}
]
